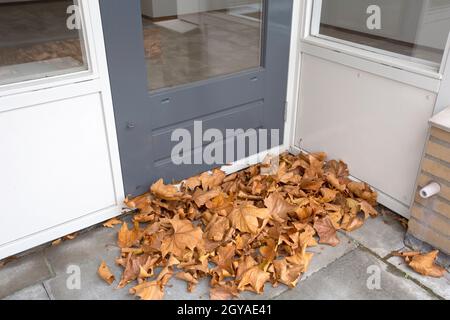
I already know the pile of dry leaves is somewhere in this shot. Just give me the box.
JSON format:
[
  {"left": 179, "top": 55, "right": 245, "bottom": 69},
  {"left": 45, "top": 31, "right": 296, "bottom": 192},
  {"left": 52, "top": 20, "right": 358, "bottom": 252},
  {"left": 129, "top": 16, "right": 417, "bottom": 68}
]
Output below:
[{"left": 98, "top": 152, "right": 381, "bottom": 300}]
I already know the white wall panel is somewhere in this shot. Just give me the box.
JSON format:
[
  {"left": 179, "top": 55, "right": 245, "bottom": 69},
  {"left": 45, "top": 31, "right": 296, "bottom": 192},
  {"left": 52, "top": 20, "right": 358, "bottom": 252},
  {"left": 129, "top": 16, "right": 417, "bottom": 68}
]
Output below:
[
  {"left": 295, "top": 54, "right": 436, "bottom": 214},
  {"left": 0, "top": 93, "right": 116, "bottom": 246}
]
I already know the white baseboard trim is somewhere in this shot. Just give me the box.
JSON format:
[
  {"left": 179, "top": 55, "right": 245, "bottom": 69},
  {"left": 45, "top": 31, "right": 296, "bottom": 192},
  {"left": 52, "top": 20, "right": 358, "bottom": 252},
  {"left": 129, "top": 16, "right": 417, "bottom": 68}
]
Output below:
[
  {"left": 220, "top": 144, "right": 288, "bottom": 175},
  {"left": 0, "top": 205, "right": 122, "bottom": 260}
]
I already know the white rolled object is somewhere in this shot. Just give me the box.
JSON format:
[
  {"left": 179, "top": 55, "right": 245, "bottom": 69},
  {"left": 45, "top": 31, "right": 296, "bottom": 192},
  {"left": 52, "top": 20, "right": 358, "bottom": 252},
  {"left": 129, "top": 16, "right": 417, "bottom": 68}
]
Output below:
[{"left": 419, "top": 182, "right": 441, "bottom": 199}]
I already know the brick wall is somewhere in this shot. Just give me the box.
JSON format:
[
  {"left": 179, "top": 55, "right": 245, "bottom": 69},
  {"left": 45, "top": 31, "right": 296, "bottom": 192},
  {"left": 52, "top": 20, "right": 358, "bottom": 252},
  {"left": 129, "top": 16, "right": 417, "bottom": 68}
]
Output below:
[{"left": 408, "top": 126, "right": 450, "bottom": 255}]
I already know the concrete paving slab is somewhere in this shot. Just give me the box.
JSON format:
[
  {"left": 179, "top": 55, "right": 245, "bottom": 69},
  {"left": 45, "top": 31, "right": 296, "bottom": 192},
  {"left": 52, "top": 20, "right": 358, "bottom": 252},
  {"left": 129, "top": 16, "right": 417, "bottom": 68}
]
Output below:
[
  {"left": 274, "top": 249, "right": 437, "bottom": 300},
  {"left": 43, "top": 257, "right": 135, "bottom": 300},
  {"left": 0, "top": 252, "right": 52, "bottom": 299},
  {"left": 240, "top": 234, "right": 358, "bottom": 300},
  {"left": 342, "top": 212, "right": 406, "bottom": 258},
  {"left": 387, "top": 255, "right": 450, "bottom": 300},
  {"left": 43, "top": 226, "right": 135, "bottom": 300},
  {"left": 44, "top": 226, "right": 120, "bottom": 275},
  {"left": 3, "top": 284, "right": 49, "bottom": 300}
]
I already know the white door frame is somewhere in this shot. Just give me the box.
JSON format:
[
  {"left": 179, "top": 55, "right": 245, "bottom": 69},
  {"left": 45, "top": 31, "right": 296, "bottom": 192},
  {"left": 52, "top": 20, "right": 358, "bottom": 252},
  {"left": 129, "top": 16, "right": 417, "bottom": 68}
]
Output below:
[{"left": 0, "top": 0, "right": 124, "bottom": 260}]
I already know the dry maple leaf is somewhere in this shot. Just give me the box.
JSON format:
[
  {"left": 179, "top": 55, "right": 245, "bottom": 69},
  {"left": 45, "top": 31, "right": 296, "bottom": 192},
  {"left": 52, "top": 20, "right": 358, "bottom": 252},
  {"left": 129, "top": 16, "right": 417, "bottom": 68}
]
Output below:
[
  {"left": 150, "top": 179, "right": 184, "bottom": 201},
  {"left": 408, "top": 250, "right": 446, "bottom": 278},
  {"left": 130, "top": 281, "right": 164, "bottom": 300},
  {"left": 200, "top": 169, "right": 226, "bottom": 190},
  {"left": 360, "top": 201, "right": 378, "bottom": 218},
  {"left": 160, "top": 218, "right": 203, "bottom": 258},
  {"left": 228, "top": 204, "right": 269, "bottom": 234},
  {"left": 103, "top": 218, "right": 122, "bottom": 228},
  {"left": 325, "top": 173, "right": 346, "bottom": 192},
  {"left": 264, "top": 193, "right": 296, "bottom": 223},
  {"left": 98, "top": 261, "right": 115, "bottom": 285},
  {"left": 205, "top": 215, "right": 230, "bottom": 242},
  {"left": 117, "top": 221, "right": 141, "bottom": 248},
  {"left": 342, "top": 214, "right": 365, "bottom": 232},
  {"left": 325, "top": 159, "right": 349, "bottom": 179},
  {"left": 193, "top": 188, "right": 222, "bottom": 207},
  {"left": 347, "top": 181, "right": 377, "bottom": 205},
  {"left": 51, "top": 239, "right": 62, "bottom": 246},
  {"left": 273, "top": 259, "right": 303, "bottom": 288},
  {"left": 184, "top": 176, "right": 201, "bottom": 190},
  {"left": 320, "top": 188, "right": 338, "bottom": 203},
  {"left": 237, "top": 266, "right": 270, "bottom": 294},
  {"left": 118, "top": 254, "right": 153, "bottom": 288},
  {"left": 210, "top": 285, "right": 239, "bottom": 300},
  {"left": 313, "top": 216, "right": 340, "bottom": 247},
  {"left": 211, "top": 243, "right": 236, "bottom": 279}
]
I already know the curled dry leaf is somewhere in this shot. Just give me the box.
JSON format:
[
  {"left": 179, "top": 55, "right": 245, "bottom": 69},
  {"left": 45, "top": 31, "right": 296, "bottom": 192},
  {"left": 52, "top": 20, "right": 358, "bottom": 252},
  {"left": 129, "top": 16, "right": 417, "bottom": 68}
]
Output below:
[
  {"left": 264, "top": 192, "right": 297, "bottom": 223},
  {"left": 210, "top": 285, "right": 239, "bottom": 300},
  {"left": 98, "top": 261, "right": 115, "bottom": 285},
  {"left": 313, "top": 216, "right": 340, "bottom": 247},
  {"left": 103, "top": 218, "right": 122, "bottom": 228},
  {"left": 117, "top": 221, "right": 141, "bottom": 248},
  {"left": 408, "top": 250, "right": 446, "bottom": 278},
  {"left": 160, "top": 218, "right": 203, "bottom": 258},
  {"left": 237, "top": 266, "right": 270, "bottom": 294},
  {"left": 360, "top": 201, "right": 378, "bottom": 218},
  {"left": 228, "top": 204, "right": 269, "bottom": 234},
  {"left": 151, "top": 179, "right": 184, "bottom": 201},
  {"left": 130, "top": 281, "right": 164, "bottom": 300},
  {"left": 51, "top": 239, "right": 62, "bottom": 246}
]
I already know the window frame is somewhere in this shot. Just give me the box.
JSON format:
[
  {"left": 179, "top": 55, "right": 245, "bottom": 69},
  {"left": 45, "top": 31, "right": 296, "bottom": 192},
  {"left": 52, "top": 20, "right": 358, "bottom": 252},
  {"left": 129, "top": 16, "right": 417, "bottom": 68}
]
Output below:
[
  {"left": 303, "top": 0, "right": 450, "bottom": 80},
  {"left": 0, "top": 0, "right": 99, "bottom": 97}
]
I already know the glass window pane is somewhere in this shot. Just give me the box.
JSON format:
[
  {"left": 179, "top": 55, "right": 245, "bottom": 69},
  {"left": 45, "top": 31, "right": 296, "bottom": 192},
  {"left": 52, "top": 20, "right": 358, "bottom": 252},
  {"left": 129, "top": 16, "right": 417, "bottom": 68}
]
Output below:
[
  {"left": 141, "top": 0, "right": 263, "bottom": 91},
  {"left": 315, "top": 0, "right": 450, "bottom": 66},
  {"left": 0, "top": 0, "right": 88, "bottom": 86}
]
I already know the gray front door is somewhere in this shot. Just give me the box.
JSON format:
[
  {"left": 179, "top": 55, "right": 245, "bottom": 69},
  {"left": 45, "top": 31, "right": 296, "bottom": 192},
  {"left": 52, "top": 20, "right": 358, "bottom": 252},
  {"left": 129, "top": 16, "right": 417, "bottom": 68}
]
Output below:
[{"left": 100, "top": 0, "right": 293, "bottom": 196}]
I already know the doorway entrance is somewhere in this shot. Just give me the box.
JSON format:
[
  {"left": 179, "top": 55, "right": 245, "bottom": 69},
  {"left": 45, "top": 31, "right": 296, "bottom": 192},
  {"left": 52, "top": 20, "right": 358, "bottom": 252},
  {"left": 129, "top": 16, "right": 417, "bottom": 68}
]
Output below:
[{"left": 100, "top": 0, "right": 293, "bottom": 196}]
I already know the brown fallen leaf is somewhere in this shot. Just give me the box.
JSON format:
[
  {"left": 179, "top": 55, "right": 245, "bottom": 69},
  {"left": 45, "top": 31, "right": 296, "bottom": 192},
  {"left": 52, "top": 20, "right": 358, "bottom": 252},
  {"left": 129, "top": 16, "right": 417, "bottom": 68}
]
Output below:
[
  {"left": 408, "top": 250, "right": 446, "bottom": 278},
  {"left": 273, "top": 259, "right": 303, "bottom": 288},
  {"left": 64, "top": 233, "right": 78, "bottom": 241},
  {"left": 193, "top": 188, "right": 222, "bottom": 207},
  {"left": 130, "top": 281, "right": 164, "bottom": 300},
  {"left": 200, "top": 169, "right": 226, "bottom": 191},
  {"left": 237, "top": 266, "right": 270, "bottom": 294},
  {"left": 228, "top": 204, "right": 269, "bottom": 234},
  {"left": 103, "top": 218, "right": 122, "bottom": 228},
  {"left": 360, "top": 201, "right": 378, "bottom": 218},
  {"left": 150, "top": 179, "right": 184, "bottom": 201},
  {"left": 313, "top": 216, "right": 340, "bottom": 247},
  {"left": 264, "top": 192, "right": 296, "bottom": 222},
  {"left": 184, "top": 176, "right": 201, "bottom": 191},
  {"left": 160, "top": 218, "right": 203, "bottom": 258},
  {"left": 117, "top": 221, "right": 141, "bottom": 248},
  {"left": 51, "top": 239, "right": 62, "bottom": 246},
  {"left": 98, "top": 261, "right": 115, "bottom": 285},
  {"left": 210, "top": 285, "right": 239, "bottom": 300}
]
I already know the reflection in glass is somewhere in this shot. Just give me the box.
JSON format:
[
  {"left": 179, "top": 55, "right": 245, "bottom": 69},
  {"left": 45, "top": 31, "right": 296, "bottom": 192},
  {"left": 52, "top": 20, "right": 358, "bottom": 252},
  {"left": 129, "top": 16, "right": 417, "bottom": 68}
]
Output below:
[
  {"left": 316, "top": 0, "right": 450, "bottom": 66},
  {"left": 141, "top": 0, "right": 263, "bottom": 91},
  {"left": 0, "top": 0, "right": 87, "bottom": 86}
]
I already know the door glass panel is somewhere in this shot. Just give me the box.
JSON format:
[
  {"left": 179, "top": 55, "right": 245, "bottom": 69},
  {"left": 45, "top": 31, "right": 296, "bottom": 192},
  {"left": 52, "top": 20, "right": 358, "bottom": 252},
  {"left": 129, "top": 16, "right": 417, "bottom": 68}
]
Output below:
[
  {"left": 141, "top": 0, "right": 263, "bottom": 91},
  {"left": 313, "top": 0, "right": 450, "bottom": 67},
  {"left": 0, "top": 0, "right": 88, "bottom": 86}
]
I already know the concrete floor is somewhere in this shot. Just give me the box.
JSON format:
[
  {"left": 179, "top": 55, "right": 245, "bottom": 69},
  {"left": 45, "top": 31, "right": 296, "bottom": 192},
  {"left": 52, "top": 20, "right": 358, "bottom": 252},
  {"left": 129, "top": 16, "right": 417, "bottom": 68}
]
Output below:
[{"left": 1, "top": 208, "right": 449, "bottom": 300}]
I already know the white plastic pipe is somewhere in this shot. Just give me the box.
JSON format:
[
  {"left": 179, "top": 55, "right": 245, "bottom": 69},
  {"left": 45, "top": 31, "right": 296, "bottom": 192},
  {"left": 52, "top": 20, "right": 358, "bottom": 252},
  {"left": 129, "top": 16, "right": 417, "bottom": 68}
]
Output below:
[{"left": 419, "top": 182, "right": 441, "bottom": 199}]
